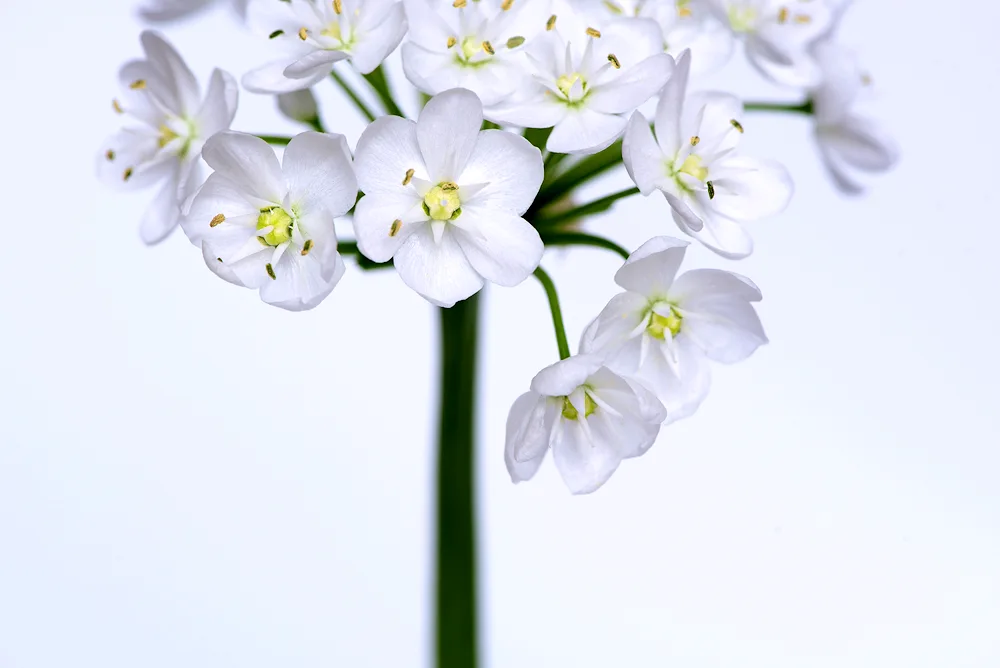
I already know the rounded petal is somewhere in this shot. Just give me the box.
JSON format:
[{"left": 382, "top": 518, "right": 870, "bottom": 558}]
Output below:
[
  {"left": 485, "top": 92, "right": 569, "bottom": 129},
  {"left": 354, "top": 116, "right": 426, "bottom": 195},
  {"left": 530, "top": 354, "right": 605, "bottom": 398},
  {"left": 284, "top": 49, "right": 347, "bottom": 79},
  {"left": 140, "top": 31, "right": 201, "bottom": 115},
  {"left": 352, "top": 193, "right": 426, "bottom": 262},
  {"left": 639, "top": 336, "right": 712, "bottom": 424},
  {"left": 581, "top": 291, "right": 650, "bottom": 354},
  {"left": 623, "top": 112, "right": 665, "bottom": 196},
  {"left": 504, "top": 392, "right": 557, "bottom": 484},
  {"left": 197, "top": 68, "right": 239, "bottom": 136},
  {"left": 202, "top": 131, "right": 286, "bottom": 203},
  {"left": 551, "top": 420, "right": 622, "bottom": 495},
  {"left": 393, "top": 226, "right": 484, "bottom": 307},
  {"left": 243, "top": 57, "right": 329, "bottom": 94},
  {"left": 260, "top": 246, "right": 346, "bottom": 311},
  {"left": 614, "top": 235, "right": 690, "bottom": 297},
  {"left": 653, "top": 49, "right": 691, "bottom": 158},
  {"left": 588, "top": 54, "right": 674, "bottom": 115},
  {"left": 547, "top": 109, "right": 627, "bottom": 155},
  {"left": 139, "top": 164, "right": 182, "bottom": 245},
  {"left": 451, "top": 207, "right": 543, "bottom": 287},
  {"left": 460, "top": 130, "right": 543, "bottom": 214},
  {"left": 418, "top": 88, "right": 484, "bottom": 181},
  {"left": 182, "top": 172, "right": 259, "bottom": 245},
  {"left": 283, "top": 131, "right": 358, "bottom": 217},
  {"left": 709, "top": 156, "right": 794, "bottom": 222},
  {"left": 349, "top": 2, "right": 407, "bottom": 74}
]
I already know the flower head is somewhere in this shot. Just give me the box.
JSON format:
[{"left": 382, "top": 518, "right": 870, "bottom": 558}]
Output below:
[
  {"left": 810, "top": 40, "right": 898, "bottom": 194},
  {"left": 352, "top": 88, "right": 545, "bottom": 307},
  {"left": 98, "top": 31, "right": 238, "bottom": 244},
  {"left": 182, "top": 131, "right": 358, "bottom": 311},
  {"left": 243, "top": 0, "right": 407, "bottom": 94},
  {"left": 137, "top": 0, "right": 248, "bottom": 22},
  {"left": 581, "top": 236, "right": 767, "bottom": 422},
  {"left": 623, "top": 50, "right": 792, "bottom": 258},
  {"left": 401, "top": 0, "right": 553, "bottom": 106},
  {"left": 486, "top": 18, "right": 675, "bottom": 154},
  {"left": 505, "top": 353, "right": 667, "bottom": 494}
]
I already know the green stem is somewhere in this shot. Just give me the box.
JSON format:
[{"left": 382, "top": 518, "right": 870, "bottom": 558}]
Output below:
[
  {"left": 330, "top": 70, "right": 378, "bottom": 122},
  {"left": 436, "top": 295, "right": 480, "bottom": 668},
  {"left": 533, "top": 187, "right": 639, "bottom": 229},
  {"left": 743, "top": 100, "right": 814, "bottom": 115},
  {"left": 363, "top": 65, "right": 406, "bottom": 117},
  {"left": 306, "top": 116, "right": 326, "bottom": 133},
  {"left": 336, "top": 240, "right": 391, "bottom": 270},
  {"left": 257, "top": 134, "right": 293, "bottom": 146},
  {"left": 539, "top": 231, "right": 631, "bottom": 262},
  {"left": 533, "top": 267, "right": 571, "bottom": 360},
  {"left": 531, "top": 140, "right": 624, "bottom": 214}
]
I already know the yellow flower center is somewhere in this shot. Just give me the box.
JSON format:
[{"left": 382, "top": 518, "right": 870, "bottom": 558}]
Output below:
[
  {"left": 423, "top": 183, "right": 462, "bottom": 221},
  {"left": 158, "top": 124, "right": 180, "bottom": 149},
  {"left": 257, "top": 207, "right": 294, "bottom": 246},
  {"left": 556, "top": 72, "right": 586, "bottom": 99},
  {"left": 646, "top": 308, "right": 683, "bottom": 340},
  {"left": 727, "top": 5, "right": 758, "bottom": 32},
  {"left": 678, "top": 154, "right": 709, "bottom": 182},
  {"left": 561, "top": 393, "right": 598, "bottom": 420}
]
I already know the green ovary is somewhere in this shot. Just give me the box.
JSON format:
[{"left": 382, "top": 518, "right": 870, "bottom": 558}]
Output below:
[
  {"left": 561, "top": 393, "right": 598, "bottom": 420},
  {"left": 257, "top": 207, "right": 293, "bottom": 246},
  {"left": 647, "top": 308, "right": 683, "bottom": 339},
  {"left": 423, "top": 183, "right": 462, "bottom": 221}
]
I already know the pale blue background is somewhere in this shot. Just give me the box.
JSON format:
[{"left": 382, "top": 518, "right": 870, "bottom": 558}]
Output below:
[{"left": 2, "top": 1, "right": 998, "bottom": 666}]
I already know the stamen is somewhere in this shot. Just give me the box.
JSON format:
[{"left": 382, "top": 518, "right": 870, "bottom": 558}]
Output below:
[
  {"left": 730, "top": 119, "right": 744, "bottom": 133},
  {"left": 390, "top": 219, "right": 402, "bottom": 237},
  {"left": 112, "top": 99, "right": 124, "bottom": 114},
  {"left": 105, "top": 150, "right": 116, "bottom": 161},
  {"left": 586, "top": 27, "right": 602, "bottom": 38},
  {"left": 266, "top": 263, "right": 277, "bottom": 280},
  {"left": 129, "top": 79, "right": 146, "bottom": 90},
  {"left": 501, "top": 0, "right": 514, "bottom": 9},
  {"left": 482, "top": 40, "right": 495, "bottom": 55},
  {"left": 690, "top": 136, "right": 700, "bottom": 146},
  {"left": 269, "top": 29, "right": 284, "bottom": 39},
  {"left": 794, "top": 14, "right": 811, "bottom": 23},
  {"left": 447, "top": 36, "right": 457, "bottom": 48},
  {"left": 603, "top": 0, "right": 624, "bottom": 14},
  {"left": 706, "top": 181, "right": 715, "bottom": 199},
  {"left": 778, "top": 6, "right": 789, "bottom": 23},
  {"left": 453, "top": 0, "right": 467, "bottom": 7},
  {"left": 123, "top": 167, "right": 134, "bottom": 182},
  {"left": 607, "top": 53, "right": 620, "bottom": 69},
  {"left": 217, "top": 258, "right": 223, "bottom": 263},
  {"left": 440, "top": 182, "right": 459, "bottom": 191},
  {"left": 546, "top": 14, "right": 557, "bottom": 30},
  {"left": 298, "top": 27, "right": 309, "bottom": 40},
  {"left": 403, "top": 168, "right": 415, "bottom": 186},
  {"left": 333, "top": 0, "right": 342, "bottom": 14},
  {"left": 301, "top": 239, "right": 314, "bottom": 255},
  {"left": 506, "top": 36, "right": 525, "bottom": 48},
  {"left": 678, "top": 5, "right": 692, "bottom": 17},
  {"left": 210, "top": 213, "right": 226, "bottom": 227}
]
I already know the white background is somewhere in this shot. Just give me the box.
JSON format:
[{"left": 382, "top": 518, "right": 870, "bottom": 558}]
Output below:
[{"left": 2, "top": 1, "right": 998, "bottom": 666}]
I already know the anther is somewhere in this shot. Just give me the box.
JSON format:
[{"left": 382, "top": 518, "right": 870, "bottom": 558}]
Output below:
[
  {"left": 546, "top": 14, "right": 557, "bottom": 30},
  {"left": 690, "top": 136, "right": 700, "bottom": 146},
  {"left": 730, "top": 119, "right": 744, "bottom": 133},
  {"left": 390, "top": 219, "right": 402, "bottom": 237},
  {"left": 778, "top": 6, "right": 789, "bottom": 23},
  {"left": 301, "top": 239, "right": 313, "bottom": 255},
  {"left": 453, "top": 0, "right": 467, "bottom": 7},
  {"left": 123, "top": 167, "right": 134, "bottom": 182},
  {"left": 403, "top": 168, "right": 415, "bottom": 186},
  {"left": 129, "top": 79, "right": 146, "bottom": 90},
  {"left": 501, "top": 0, "right": 514, "bottom": 9},
  {"left": 707, "top": 181, "right": 715, "bottom": 199},
  {"left": 447, "top": 36, "right": 457, "bottom": 48},
  {"left": 586, "top": 27, "right": 602, "bottom": 38},
  {"left": 440, "top": 182, "right": 459, "bottom": 191},
  {"left": 105, "top": 150, "right": 116, "bottom": 161},
  {"left": 112, "top": 99, "right": 124, "bottom": 114},
  {"left": 482, "top": 40, "right": 495, "bottom": 55},
  {"left": 266, "top": 263, "right": 277, "bottom": 280},
  {"left": 794, "top": 14, "right": 811, "bottom": 23},
  {"left": 210, "top": 213, "right": 226, "bottom": 227},
  {"left": 333, "top": 0, "right": 343, "bottom": 14},
  {"left": 298, "top": 27, "right": 309, "bottom": 40},
  {"left": 269, "top": 29, "right": 284, "bottom": 39},
  {"left": 506, "top": 36, "right": 525, "bottom": 48},
  {"left": 607, "top": 53, "right": 620, "bottom": 69},
  {"left": 678, "top": 5, "right": 692, "bottom": 17}
]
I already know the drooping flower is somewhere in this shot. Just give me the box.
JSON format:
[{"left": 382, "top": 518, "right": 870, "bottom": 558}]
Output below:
[
  {"left": 352, "top": 88, "right": 545, "bottom": 307},
  {"left": 574, "top": 0, "right": 734, "bottom": 74},
  {"left": 486, "top": 18, "right": 674, "bottom": 154},
  {"left": 622, "top": 50, "right": 792, "bottom": 258},
  {"left": 704, "top": 0, "right": 833, "bottom": 86},
  {"left": 181, "top": 131, "right": 358, "bottom": 311},
  {"left": 137, "top": 0, "right": 248, "bottom": 22},
  {"left": 810, "top": 40, "right": 898, "bottom": 194},
  {"left": 505, "top": 353, "right": 667, "bottom": 494},
  {"left": 581, "top": 236, "right": 767, "bottom": 422},
  {"left": 400, "top": 0, "right": 554, "bottom": 107},
  {"left": 98, "top": 31, "right": 238, "bottom": 245},
  {"left": 243, "top": 0, "right": 407, "bottom": 94}
]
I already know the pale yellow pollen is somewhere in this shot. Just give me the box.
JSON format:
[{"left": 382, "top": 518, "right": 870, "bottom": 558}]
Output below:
[
  {"left": 112, "top": 98, "right": 124, "bottom": 114},
  {"left": 679, "top": 154, "right": 708, "bottom": 182},
  {"left": 730, "top": 118, "right": 744, "bottom": 133},
  {"left": 447, "top": 35, "right": 457, "bottom": 48},
  {"left": 794, "top": 14, "right": 811, "bottom": 24},
  {"left": 210, "top": 213, "right": 226, "bottom": 227},
  {"left": 482, "top": 40, "right": 495, "bottom": 55},
  {"left": 546, "top": 14, "right": 557, "bottom": 30},
  {"left": 585, "top": 27, "right": 602, "bottom": 38},
  {"left": 333, "top": 0, "right": 342, "bottom": 14},
  {"left": 129, "top": 79, "right": 146, "bottom": 90},
  {"left": 607, "top": 53, "right": 620, "bottom": 69},
  {"left": 298, "top": 27, "right": 309, "bottom": 40},
  {"left": 301, "top": 239, "right": 314, "bottom": 255},
  {"left": 390, "top": 219, "right": 402, "bottom": 237},
  {"left": 453, "top": 0, "right": 466, "bottom": 7},
  {"left": 690, "top": 136, "right": 700, "bottom": 146},
  {"left": 403, "top": 168, "right": 415, "bottom": 186},
  {"left": 501, "top": 0, "right": 514, "bottom": 9},
  {"left": 778, "top": 6, "right": 789, "bottom": 23},
  {"left": 678, "top": 6, "right": 692, "bottom": 17}
]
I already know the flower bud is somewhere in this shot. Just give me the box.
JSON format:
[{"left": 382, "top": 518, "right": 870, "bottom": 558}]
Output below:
[{"left": 277, "top": 89, "right": 319, "bottom": 126}]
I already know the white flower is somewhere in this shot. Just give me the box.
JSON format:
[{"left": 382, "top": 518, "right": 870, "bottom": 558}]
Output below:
[
  {"left": 137, "top": 0, "right": 248, "bottom": 22},
  {"left": 352, "top": 88, "right": 544, "bottom": 307},
  {"left": 486, "top": 19, "right": 674, "bottom": 154},
  {"left": 705, "top": 0, "right": 833, "bottom": 86},
  {"left": 505, "top": 353, "right": 667, "bottom": 495},
  {"left": 277, "top": 89, "right": 321, "bottom": 126},
  {"left": 574, "top": 0, "right": 734, "bottom": 74},
  {"left": 243, "top": 0, "right": 407, "bottom": 94},
  {"left": 581, "top": 236, "right": 767, "bottom": 422},
  {"left": 623, "top": 50, "right": 792, "bottom": 259},
  {"left": 98, "top": 31, "right": 238, "bottom": 245},
  {"left": 401, "top": 0, "right": 554, "bottom": 106},
  {"left": 810, "top": 40, "right": 898, "bottom": 194},
  {"left": 181, "top": 131, "right": 358, "bottom": 311}
]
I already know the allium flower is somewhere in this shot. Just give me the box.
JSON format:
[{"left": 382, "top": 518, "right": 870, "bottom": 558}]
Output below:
[
  {"left": 581, "top": 236, "right": 767, "bottom": 422},
  {"left": 576, "top": 0, "right": 734, "bottom": 74},
  {"left": 705, "top": 0, "right": 832, "bottom": 86},
  {"left": 243, "top": 0, "right": 407, "bottom": 94},
  {"left": 401, "top": 0, "right": 554, "bottom": 106},
  {"left": 181, "top": 131, "right": 358, "bottom": 311},
  {"left": 505, "top": 353, "right": 667, "bottom": 495},
  {"left": 486, "top": 18, "right": 674, "bottom": 154},
  {"left": 810, "top": 40, "right": 898, "bottom": 194},
  {"left": 98, "top": 31, "right": 238, "bottom": 245},
  {"left": 352, "top": 89, "right": 544, "bottom": 307},
  {"left": 622, "top": 51, "right": 792, "bottom": 258},
  {"left": 137, "top": 0, "right": 248, "bottom": 22}
]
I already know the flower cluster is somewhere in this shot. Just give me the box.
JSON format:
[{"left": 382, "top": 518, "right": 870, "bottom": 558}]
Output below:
[{"left": 102, "top": 0, "right": 896, "bottom": 493}]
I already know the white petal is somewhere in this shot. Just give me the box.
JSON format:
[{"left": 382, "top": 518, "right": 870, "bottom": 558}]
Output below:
[
  {"left": 686, "top": 205, "right": 755, "bottom": 259},
  {"left": 243, "top": 57, "right": 329, "bottom": 94},
  {"left": 393, "top": 226, "right": 484, "bottom": 307},
  {"left": 418, "top": 88, "right": 484, "bottom": 182},
  {"left": 352, "top": 193, "right": 426, "bottom": 262},
  {"left": 816, "top": 116, "right": 899, "bottom": 172},
  {"left": 622, "top": 111, "right": 664, "bottom": 196},
  {"left": 708, "top": 156, "right": 793, "bottom": 222},
  {"left": 451, "top": 206, "right": 543, "bottom": 287},
  {"left": 197, "top": 68, "right": 239, "bottom": 136},
  {"left": 672, "top": 270, "right": 767, "bottom": 364},
  {"left": 460, "top": 130, "right": 543, "bottom": 214},
  {"left": 139, "top": 163, "right": 183, "bottom": 245},
  {"left": 640, "top": 335, "right": 712, "bottom": 424},
  {"left": 355, "top": 116, "right": 426, "bottom": 195},
  {"left": 260, "top": 243, "right": 346, "bottom": 311},
  {"left": 581, "top": 291, "right": 649, "bottom": 355},
  {"left": 485, "top": 92, "right": 569, "bottom": 129},
  {"left": 140, "top": 31, "right": 201, "bottom": 115},
  {"left": 551, "top": 419, "right": 622, "bottom": 495},
  {"left": 349, "top": 1, "right": 407, "bottom": 74},
  {"left": 504, "top": 392, "right": 558, "bottom": 484},
  {"left": 202, "top": 131, "right": 286, "bottom": 203},
  {"left": 530, "top": 354, "right": 605, "bottom": 398},
  {"left": 653, "top": 48, "right": 691, "bottom": 158},
  {"left": 181, "top": 172, "right": 259, "bottom": 245},
  {"left": 283, "top": 131, "right": 358, "bottom": 217},
  {"left": 587, "top": 53, "right": 674, "bottom": 115},
  {"left": 547, "top": 108, "right": 627, "bottom": 155},
  {"left": 670, "top": 267, "right": 762, "bottom": 304},
  {"left": 139, "top": 0, "right": 214, "bottom": 22},
  {"left": 284, "top": 49, "right": 347, "bottom": 79},
  {"left": 614, "top": 235, "right": 689, "bottom": 297}
]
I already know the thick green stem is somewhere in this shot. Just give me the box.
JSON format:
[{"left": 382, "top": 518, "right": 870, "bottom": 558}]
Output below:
[
  {"left": 533, "top": 267, "right": 571, "bottom": 360},
  {"left": 364, "top": 65, "right": 406, "bottom": 117},
  {"left": 743, "top": 100, "right": 814, "bottom": 115},
  {"left": 436, "top": 295, "right": 480, "bottom": 668},
  {"left": 330, "top": 70, "right": 378, "bottom": 122}
]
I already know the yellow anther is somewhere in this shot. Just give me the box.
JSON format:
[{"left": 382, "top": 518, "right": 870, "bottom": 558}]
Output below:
[
  {"left": 794, "top": 14, "right": 811, "bottom": 23},
  {"left": 123, "top": 167, "right": 134, "bottom": 182},
  {"left": 546, "top": 14, "right": 557, "bottom": 30},
  {"left": 266, "top": 263, "right": 277, "bottom": 280},
  {"left": 453, "top": 0, "right": 466, "bottom": 7},
  {"left": 603, "top": 1, "right": 624, "bottom": 15},
  {"left": 112, "top": 98, "right": 124, "bottom": 114},
  {"left": 482, "top": 40, "right": 495, "bottom": 55},
  {"left": 730, "top": 118, "right": 744, "bottom": 133},
  {"left": 506, "top": 36, "right": 525, "bottom": 48},
  {"left": 607, "top": 53, "right": 620, "bottom": 69},
  {"left": 778, "top": 6, "right": 789, "bottom": 23},
  {"left": 447, "top": 35, "right": 457, "bottom": 48},
  {"left": 333, "top": 0, "right": 342, "bottom": 14},
  {"left": 298, "top": 27, "right": 309, "bottom": 40},
  {"left": 690, "top": 135, "right": 700, "bottom": 146},
  {"left": 501, "top": 0, "right": 514, "bottom": 9},
  {"left": 129, "top": 79, "right": 146, "bottom": 90},
  {"left": 390, "top": 219, "right": 402, "bottom": 236},
  {"left": 678, "top": 6, "right": 692, "bottom": 17},
  {"left": 440, "top": 181, "right": 459, "bottom": 191},
  {"left": 210, "top": 213, "right": 226, "bottom": 227},
  {"left": 586, "top": 27, "right": 602, "bottom": 38},
  {"left": 105, "top": 150, "right": 115, "bottom": 161},
  {"left": 301, "top": 239, "right": 313, "bottom": 255},
  {"left": 403, "top": 168, "right": 415, "bottom": 186}
]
